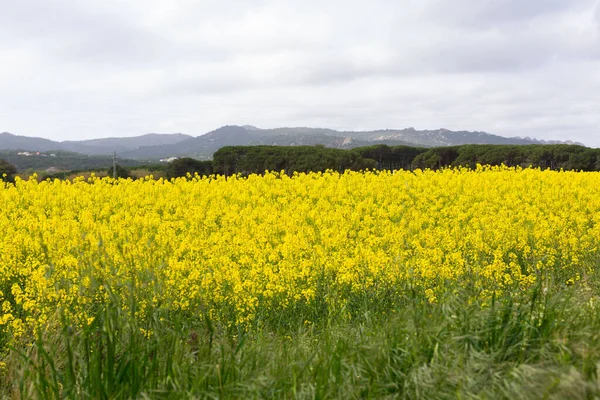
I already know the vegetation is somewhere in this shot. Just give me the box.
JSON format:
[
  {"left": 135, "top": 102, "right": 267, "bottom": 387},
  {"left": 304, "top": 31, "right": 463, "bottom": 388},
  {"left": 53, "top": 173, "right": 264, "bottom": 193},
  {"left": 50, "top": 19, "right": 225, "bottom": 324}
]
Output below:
[
  {"left": 105, "top": 164, "right": 131, "bottom": 179},
  {"left": 211, "top": 144, "right": 600, "bottom": 177},
  {"left": 2, "top": 167, "right": 600, "bottom": 398},
  {"left": 412, "top": 144, "right": 599, "bottom": 171},
  {"left": 0, "top": 159, "right": 17, "bottom": 182},
  {"left": 39, "top": 164, "right": 168, "bottom": 182},
  {"left": 353, "top": 144, "right": 428, "bottom": 170},
  {"left": 0, "top": 150, "right": 148, "bottom": 173},
  {"left": 5, "top": 144, "right": 600, "bottom": 182},
  {"left": 212, "top": 145, "right": 377, "bottom": 175},
  {"left": 166, "top": 157, "right": 213, "bottom": 179}
]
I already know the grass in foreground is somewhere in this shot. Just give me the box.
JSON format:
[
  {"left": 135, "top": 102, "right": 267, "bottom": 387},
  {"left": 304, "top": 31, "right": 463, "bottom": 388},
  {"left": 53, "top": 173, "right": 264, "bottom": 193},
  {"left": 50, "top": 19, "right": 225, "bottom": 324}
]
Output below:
[{"left": 2, "top": 278, "right": 600, "bottom": 399}]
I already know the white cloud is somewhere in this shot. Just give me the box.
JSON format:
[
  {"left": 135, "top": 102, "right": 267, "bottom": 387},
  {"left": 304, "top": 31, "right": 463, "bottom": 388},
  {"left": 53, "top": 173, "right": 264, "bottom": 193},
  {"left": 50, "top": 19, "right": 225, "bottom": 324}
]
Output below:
[{"left": 0, "top": 0, "right": 598, "bottom": 146}]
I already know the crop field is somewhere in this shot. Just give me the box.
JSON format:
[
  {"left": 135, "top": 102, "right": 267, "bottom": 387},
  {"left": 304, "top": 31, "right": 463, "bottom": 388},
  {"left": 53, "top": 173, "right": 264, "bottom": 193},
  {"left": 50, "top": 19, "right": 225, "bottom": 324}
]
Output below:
[{"left": 2, "top": 167, "right": 600, "bottom": 399}]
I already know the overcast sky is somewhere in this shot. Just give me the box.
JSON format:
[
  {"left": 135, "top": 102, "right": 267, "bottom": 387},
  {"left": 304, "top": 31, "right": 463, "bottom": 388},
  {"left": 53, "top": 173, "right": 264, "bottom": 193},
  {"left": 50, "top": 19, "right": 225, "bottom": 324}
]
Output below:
[{"left": 1, "top": 0, "right": 599, "bottom": 146}]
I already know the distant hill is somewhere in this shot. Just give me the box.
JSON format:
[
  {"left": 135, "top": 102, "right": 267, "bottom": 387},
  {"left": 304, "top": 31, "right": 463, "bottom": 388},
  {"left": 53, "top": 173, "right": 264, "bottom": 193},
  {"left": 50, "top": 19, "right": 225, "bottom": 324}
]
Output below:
[
  {"left": 60, "top": 133, "right": 193, "bottom": 155},
  {"left": 0, "top": 132, "right": 192, "bottom": 155},
  {"left": 0, "top": 132, "right": 62, "bottom": 152},
  {"left": 122, "top": 125, "right": 580, "bottom": 160},
  {"left": 1, "top": 127, "right": 583, "bottom": 160},
  {"left": 336, "top": 128, "right": 572, "bottom": 147}
]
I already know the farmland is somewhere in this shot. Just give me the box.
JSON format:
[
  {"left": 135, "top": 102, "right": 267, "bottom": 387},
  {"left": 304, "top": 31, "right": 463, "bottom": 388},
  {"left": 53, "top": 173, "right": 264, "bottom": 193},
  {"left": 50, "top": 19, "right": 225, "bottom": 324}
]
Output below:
[{"left": 2, "top": 167, "right": 600, "bottom": 398}]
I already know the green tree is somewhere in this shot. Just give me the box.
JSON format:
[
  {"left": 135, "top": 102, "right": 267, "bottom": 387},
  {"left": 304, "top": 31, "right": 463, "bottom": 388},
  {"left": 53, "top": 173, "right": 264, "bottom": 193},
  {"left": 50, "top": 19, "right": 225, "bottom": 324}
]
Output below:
[
  {"left": 0, "top": 159, "right": 17, "bottom": 182},
  {"left": 107, "top": 164, "right": 131, "bottom": 179},
  {"left": 166, "top": 158, "right": 213, "bottom": 179},
  {"left": 412, "top": 147, "right": 459, "bottom": 169}
]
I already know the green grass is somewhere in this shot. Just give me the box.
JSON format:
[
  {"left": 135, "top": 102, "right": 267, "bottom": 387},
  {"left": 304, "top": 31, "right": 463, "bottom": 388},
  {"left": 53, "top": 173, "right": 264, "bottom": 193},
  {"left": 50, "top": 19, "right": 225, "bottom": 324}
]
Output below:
[{"left": 2, "top": 274, "right": 600, "bottom": 399}]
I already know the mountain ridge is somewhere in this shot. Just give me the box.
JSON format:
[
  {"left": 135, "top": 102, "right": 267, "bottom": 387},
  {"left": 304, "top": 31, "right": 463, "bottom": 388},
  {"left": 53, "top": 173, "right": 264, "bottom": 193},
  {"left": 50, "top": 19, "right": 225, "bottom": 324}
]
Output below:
[
  {"left": 0, "top": 127, "right": 584, "bottom": 160},
  {"left": 0, "top": 132, "right": 193, "bottom": 155}
]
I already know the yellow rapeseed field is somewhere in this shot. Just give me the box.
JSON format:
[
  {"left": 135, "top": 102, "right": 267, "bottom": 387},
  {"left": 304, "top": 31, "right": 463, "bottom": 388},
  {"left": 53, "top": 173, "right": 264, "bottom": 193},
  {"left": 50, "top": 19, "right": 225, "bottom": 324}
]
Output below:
[{"left": 1, "top": 167, "right": 600, "bottom": 349}]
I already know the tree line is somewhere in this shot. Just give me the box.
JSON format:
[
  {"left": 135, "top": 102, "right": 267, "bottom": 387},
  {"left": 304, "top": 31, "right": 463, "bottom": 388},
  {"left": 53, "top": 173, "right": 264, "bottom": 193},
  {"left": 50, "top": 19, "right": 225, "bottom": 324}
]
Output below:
[
  {"left": 210, "top": 144, "right": 600, "bottom": 176},
  {"left": 173, "top": 144, "right": 600, "bottom": 177},
  {"left": 2, "top": 143, "right": 600, "bottom": 182},
  {"left": 0, "top": 150, "right": 146, "bottom": 173},
  {"left": 211, "top": 145, "right": 377, "bottom": 175},
  {"left": 410, "top": 144, "right": 600, "bottom": 171}
]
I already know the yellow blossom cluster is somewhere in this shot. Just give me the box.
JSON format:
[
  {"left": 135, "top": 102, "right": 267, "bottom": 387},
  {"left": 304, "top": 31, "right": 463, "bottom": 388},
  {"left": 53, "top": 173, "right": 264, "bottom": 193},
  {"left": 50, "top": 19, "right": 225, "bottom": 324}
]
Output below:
[{"left": 1, "top": 166, "right": 599, "bottom": 346}]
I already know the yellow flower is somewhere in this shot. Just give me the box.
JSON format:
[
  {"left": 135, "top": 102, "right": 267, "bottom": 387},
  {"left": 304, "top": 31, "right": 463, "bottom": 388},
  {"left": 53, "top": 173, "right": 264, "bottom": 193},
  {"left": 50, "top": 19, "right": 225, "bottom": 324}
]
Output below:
[
  {"left": 0, "top": 166, "right": 599, "bottom": 346},
  {"left": 425, "top": 289, "right": 437, "bottom": 304}
]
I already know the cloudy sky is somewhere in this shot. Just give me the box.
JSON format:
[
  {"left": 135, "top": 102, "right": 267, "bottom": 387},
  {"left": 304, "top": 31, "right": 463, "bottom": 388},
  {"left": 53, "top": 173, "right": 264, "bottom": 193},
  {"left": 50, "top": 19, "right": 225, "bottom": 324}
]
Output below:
[{"left": 1, "top": 0, "right": 599, "bottom": 146}]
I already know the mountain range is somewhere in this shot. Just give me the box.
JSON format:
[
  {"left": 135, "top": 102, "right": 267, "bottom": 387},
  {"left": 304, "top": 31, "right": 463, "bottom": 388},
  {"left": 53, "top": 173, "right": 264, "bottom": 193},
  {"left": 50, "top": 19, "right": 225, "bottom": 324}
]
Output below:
[{"left": 0, "top": 126, "right": 583, "bottom": 160}]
